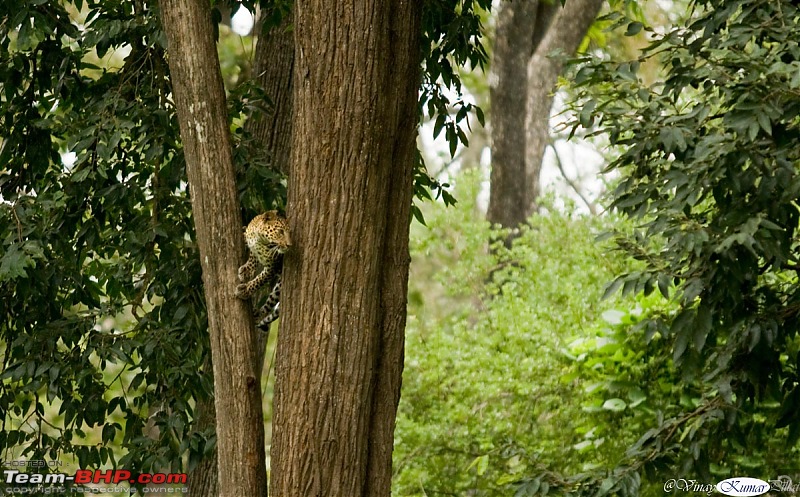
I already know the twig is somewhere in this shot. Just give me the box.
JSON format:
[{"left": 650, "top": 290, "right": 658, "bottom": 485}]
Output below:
[
  {"left": 549, "top": 139, "right": 599, "bottom": 215},
  {"left": 10, "top": 202, "right": 23, "bottom": 242}
]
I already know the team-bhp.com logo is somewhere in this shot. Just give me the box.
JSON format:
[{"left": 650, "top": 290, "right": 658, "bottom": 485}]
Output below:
[
  {"left": 4, "top": 469, "right": 187, "bottom": 485},
  {"left": 716, "top": 477, "right": 770, "bottom": 497}
]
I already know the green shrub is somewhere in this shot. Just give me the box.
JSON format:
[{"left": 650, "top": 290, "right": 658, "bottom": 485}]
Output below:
[{"left": 396, "top": 170, "right": 634, "bottom": 495}]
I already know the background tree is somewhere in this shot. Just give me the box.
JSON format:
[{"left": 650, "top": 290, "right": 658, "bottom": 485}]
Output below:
[
  {"left": 393, "top": 0, "right": 800, "bottom": 494},
  {"left": 487, "top": 0, "right": 602, "bottom": 231}
]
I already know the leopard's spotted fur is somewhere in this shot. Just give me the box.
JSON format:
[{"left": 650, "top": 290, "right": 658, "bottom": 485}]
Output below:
[{"left": 235, "top": 211, "right": 290, "bottom": 330}]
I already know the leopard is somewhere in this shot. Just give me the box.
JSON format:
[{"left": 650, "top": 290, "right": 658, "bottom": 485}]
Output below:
[{"left": 235, "top": 211, "right": 290, "bottom": 330}]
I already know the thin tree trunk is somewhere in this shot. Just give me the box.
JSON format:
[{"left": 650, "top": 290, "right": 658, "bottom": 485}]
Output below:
[
  {"left": 186, "top": 11, "right": 295, "bottom": 497},
  {"left": 247, "top": 13, "right": 294, "bottom": 178},
  {"left": 159, "top": 1, "right": 268, "bottom": 496},
  {"left": 244, "top": 8, "right": 295, "bottom": 396},
  {"left": 269, "top": 0, "right": 421, "bottom": 494}
]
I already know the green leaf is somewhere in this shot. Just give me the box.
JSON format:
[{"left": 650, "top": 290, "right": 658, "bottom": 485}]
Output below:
[
  {"left": 671, "top": 308, "right": 694, "bottom": 361},
  {"left": 748, "top": 120, "right": 759, "bottom": 141},
  {"left": 476, "top": 454, "right": 489, "bottom": 476},
  {"left": 580, "top": 100, "right": 596, "bottom": 128},
  {"left": 756, "top": 112, "right": 771, "bottom": 135},
  {"left": 410, "top": 204, "right": 426, "bottom": 226},
  {"left": 102, "top": 423, "right": 116, "bottom": 443},
  {"left": 0, "top": 244, "right": 33, "bottom": 281},
  {"left": 657, "top": 274, "right": 670, "bottom": 299},
  {"left": 628, "top": 388, "right": 647, "bottom": 408},
  {"left": 467, "top": 454, "right": 489, "bottom": 476},
  {"left": 692, "top": 305, "right": 712, "bottom": 352},
  {"left": 602, "top": 398, "right": 627, "bottom": 411},
  {"left": 433, "top": 114, "right": 446, "bottom": 139},
  {"left": 475, "top": 106, "right": 485, "bottom": 127},
  {"left": 444, "top": 124, "right": 458, "bottom": 157},
  {"left": 598, "top": 477, "right": 615, "bottom": 497},
  {"left": 791, "top": 69, "right": 800, "bottom": 89},
  {"left": 601, "top": 277, "right": 623, "bottom": 300},
  {"left": 625, "top": 22, "right": 643, "bottom": 36},
  {"left": 17, "top": 19, "right": 34, "bottom": 51}
]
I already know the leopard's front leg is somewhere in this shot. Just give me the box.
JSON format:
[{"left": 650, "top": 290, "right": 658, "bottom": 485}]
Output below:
[
  {"left": 238, "top": 254, "right": 261, "bottom": 283},
  {"left": 235, "top": 255, "right": 279, "bottom": 300},
  {"left": 236, "top": 268, "right": 268, "bottom": 299}
]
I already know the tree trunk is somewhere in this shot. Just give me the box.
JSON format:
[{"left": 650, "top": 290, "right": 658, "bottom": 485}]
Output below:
[
  {"left": 186, "top": 11, "right": 295, "bottom": 497},
  {"left": 269, "top": 0, "right": 421, "bottom": 495},
  {"left": 247, "top": 13, "right": 295, "bottom": 178},
  {"left": 487, "top": 0, "right": 540, "bottom": 232},
  {"left": 159, "top": 1, "right": 268, "bottom": 496},
  {"left": 488, "top": 0, "right": 601, "bottom": 230}
]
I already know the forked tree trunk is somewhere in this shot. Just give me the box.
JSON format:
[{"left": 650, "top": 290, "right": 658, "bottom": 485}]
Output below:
[
  {"left": 487, "top": 0, "right": 554, "bottom": 233},
  {"left": 159, "top": 1, "right": 268, "bottom": 496},
  {"left": 269, "top": 0, "right": 422, "bottom": 495},
  {"left": 488, "top": 0, "right": 602, "bottom": 231}
]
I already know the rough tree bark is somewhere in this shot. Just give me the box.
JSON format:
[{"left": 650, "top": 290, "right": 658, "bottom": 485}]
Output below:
[
  {"left": 488, "top": 0, "right": 602, "bottom": 230},
  {"left": 487, "top": 0, "right": 555, "bottom": 232},
  {"left": 247, "top": 14, "right": 294, "bottom": 179},
  {"left": 159, "top": 1, "right": 268, "bottom": 496},
  {"left": 186, "top": 11, "right": 295, "bottom": 497},
  {"left": 269, "top": 0, "right": 421, "bottom": 495}
]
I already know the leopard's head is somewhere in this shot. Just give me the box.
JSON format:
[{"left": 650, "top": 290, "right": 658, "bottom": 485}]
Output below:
[{"left": 246, "top": 211, "right": 291, "bottom": 255}]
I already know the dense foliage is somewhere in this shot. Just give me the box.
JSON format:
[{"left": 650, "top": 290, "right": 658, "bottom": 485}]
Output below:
[
  {"left": 0, "top": 0, "right": 212, "bottom": 477},
  {"left": 396, "top": 173, "right": 630, "bottom": 495},
  {"left": 569, "top": 0, "right": 800, "bottom": 481},
  {"left": 396, "top": 172, "right": 656, "bottom": 496}
]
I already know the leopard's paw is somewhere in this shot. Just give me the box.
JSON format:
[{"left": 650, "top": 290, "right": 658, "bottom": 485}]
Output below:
[{"left": 235, "top": 283, "right": 251, "bottom": 299}]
